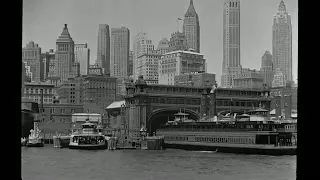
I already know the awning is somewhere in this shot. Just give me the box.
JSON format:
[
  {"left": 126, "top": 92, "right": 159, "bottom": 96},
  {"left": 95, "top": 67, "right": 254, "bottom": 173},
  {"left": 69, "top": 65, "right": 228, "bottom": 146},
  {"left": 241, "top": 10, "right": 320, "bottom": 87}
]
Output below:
[
  {"left": 105, "top": 100, "right": 125, "bottom": 110},
  {"left": 270, "top": 109, "right": 276, "bottom": 115}
]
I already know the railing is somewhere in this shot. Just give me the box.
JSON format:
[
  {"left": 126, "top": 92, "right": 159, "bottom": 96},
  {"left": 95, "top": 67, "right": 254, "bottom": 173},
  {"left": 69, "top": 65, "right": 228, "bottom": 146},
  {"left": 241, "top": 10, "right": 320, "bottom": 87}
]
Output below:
[{"left": 158, "top": 128, "right": 277, "bottom": 133}]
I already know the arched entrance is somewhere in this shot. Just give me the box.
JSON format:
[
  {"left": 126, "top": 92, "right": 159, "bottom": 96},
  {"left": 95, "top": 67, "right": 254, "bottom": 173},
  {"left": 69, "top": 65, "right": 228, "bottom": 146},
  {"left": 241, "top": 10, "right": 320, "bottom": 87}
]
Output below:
[{"left": 147, "top": 108, "right": 200, "bottom": 134}]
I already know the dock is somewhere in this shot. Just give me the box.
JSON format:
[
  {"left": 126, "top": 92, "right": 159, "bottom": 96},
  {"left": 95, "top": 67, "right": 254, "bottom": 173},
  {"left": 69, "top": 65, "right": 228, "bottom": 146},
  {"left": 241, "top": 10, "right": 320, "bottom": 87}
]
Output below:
[
  {"left": 145, "top": 136, "right": 165, "bottom": 150},
  {"left": 53, "top": 135, "right": 71, "bottom": 148}
]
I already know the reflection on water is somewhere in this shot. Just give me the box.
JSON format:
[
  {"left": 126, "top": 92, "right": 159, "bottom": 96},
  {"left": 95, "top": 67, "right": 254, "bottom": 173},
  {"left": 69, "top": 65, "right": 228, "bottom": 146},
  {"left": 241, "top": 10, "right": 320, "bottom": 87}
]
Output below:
[{"left": 22, "top": 145, "right": 296, "bottom": 180}]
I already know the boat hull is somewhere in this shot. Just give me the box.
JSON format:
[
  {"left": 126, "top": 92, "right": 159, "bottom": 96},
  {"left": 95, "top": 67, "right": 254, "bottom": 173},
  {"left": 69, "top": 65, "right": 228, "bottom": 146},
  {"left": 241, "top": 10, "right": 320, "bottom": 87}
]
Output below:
[
  {"left": 26, "top": 142, "right": 44, "bottom": 147},
  {"left": 164, "top": 142, "right": 296, "bottom": 156},
  {"left": 69, "top": 144, "right": 108, "bottom": 150}
]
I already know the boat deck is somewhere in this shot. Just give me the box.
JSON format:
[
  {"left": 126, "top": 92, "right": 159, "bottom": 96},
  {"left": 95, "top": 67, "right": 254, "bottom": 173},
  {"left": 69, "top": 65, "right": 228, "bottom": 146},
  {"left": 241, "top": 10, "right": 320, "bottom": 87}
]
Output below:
[{"left": 165, "top": 141, "right": 296, "bottom": 149}]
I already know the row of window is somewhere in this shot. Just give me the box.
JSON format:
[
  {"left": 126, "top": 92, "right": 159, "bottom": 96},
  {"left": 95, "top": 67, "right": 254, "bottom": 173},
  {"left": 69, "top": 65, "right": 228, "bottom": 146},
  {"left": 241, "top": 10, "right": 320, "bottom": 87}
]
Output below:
[{"left": 165, "top": 135, "right": 255, "bottom": 144}]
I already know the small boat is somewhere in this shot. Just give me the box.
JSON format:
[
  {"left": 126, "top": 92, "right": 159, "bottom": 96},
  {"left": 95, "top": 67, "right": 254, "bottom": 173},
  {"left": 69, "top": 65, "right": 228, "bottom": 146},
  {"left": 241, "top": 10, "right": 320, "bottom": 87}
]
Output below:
[
  {"left": 69, "top": 121, "right": 108, "bottom": 150},
  {"left": 26, "top": 123, "right": 44, "bottom": 147}
]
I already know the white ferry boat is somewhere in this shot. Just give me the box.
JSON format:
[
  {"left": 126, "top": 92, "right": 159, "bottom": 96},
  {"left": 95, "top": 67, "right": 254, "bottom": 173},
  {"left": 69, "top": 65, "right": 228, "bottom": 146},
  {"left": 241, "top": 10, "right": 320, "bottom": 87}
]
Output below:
[
  {"left": 69, "top": 121, "right": 107, "bottom": 150},
  {"left": 26, "top": 123, "right": 44, "bottom": 147},
  {"left": 166, "top": 110, "right": 195, "bottom": 125}
]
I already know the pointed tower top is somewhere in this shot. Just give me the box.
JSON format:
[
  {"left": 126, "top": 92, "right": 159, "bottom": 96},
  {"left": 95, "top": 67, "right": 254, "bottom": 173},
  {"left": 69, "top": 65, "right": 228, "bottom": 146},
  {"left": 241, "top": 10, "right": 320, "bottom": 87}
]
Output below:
[
  {"left": 185, "top": 0, "right": 197, "bottom": 17},
  {"left": 56, "top": 24, "right": 73, "bottom": 43},
  {"left": 278, "top": 0, "right": 286, "bottom": 12}
]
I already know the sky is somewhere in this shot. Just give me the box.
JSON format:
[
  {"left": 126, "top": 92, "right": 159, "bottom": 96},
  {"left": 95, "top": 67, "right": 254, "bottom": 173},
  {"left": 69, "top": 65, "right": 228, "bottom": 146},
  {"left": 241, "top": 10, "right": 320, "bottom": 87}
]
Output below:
[{"left": 22, "top": 0, "right": 298, "bottom": 84}]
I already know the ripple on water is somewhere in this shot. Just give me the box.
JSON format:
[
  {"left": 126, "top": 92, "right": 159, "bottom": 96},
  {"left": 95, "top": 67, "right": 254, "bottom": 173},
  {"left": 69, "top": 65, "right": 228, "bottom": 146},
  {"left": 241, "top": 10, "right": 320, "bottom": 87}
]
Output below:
[{"left": 22, "top": 146, "right": 296, "bottom": 180}]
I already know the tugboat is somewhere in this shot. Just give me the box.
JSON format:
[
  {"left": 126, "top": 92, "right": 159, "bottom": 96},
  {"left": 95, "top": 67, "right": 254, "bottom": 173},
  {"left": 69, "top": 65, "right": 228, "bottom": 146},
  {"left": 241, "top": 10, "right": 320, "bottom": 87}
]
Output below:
[
  {"left": 26, "top": 123, "right": 44, "bottom": 147},
  {"left": 69, "top": 120, "right": 107, "bottom": 150}
]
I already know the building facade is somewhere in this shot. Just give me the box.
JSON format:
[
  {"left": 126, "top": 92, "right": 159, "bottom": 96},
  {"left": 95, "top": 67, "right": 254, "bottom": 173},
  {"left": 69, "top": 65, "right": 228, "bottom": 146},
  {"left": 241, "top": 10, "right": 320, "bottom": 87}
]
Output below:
[
  {"left": 96, "top": 24, "right": 110, "bottom": 75},
  {"left": 110, "top": 27, "right": 130, "bottom": 78},
  {"left": 22, "top": 41, "right": 44, "bottom": 82},
  {"left": 221, "top": 0, "right": 241, "bottom": 88},
  {"left": 174, "top": 72, "right": 216, "bottom": 87},
  {"left": 128, "top": 51, "right": 133, "bottom": 76},
  {"left": 270, "top": 84, "right": 297, "bottom": 113},
  {"left": 260, "top": 51, "right": 274, "bottom": 87},
  {"left": 137, "top": 50, "right": 161, "bottom": 84},
  {"left": 157, "top": 38, "right": 170, "bottom": 55},
  {"left": 42, "top": 49, "right": 55, "bottom": 80},
  {"left": 38, "top": 104, "right": 84, "bottom": 133},
  {"left": 158, "top": 49, "right": 206, "bottom": 85},
  {"left": 272, "top": 68, "right": 287, "bottom": 87},
  {"left": 183, "top": 0, "right": 200, "bottom": 53},
  {"left": 88, "top": 64, "right": 104, "bottom": 76},
  {"left": 272, "top": 0, "right": 292, "bottom": 82},
  {"left": 233, "top": 69, "right": 264, "bottom": 89},
  {"left": 55, "top": 24, "right": 79, "bottom": 84},
  {"left": 133, "top": 32, "right": 154, "bottom": 80},
  {"left": 75, "top": 43, "right": 90, "bottom": 75},
  {"left": 23, "top": 82, "right": 55, "bottom": 104},
  {"left": 57, "top": 76, "right": 84, "bottom": 104},
  {"left": 168, "top": 32, "right": 188, "bottom": 52},
  {"left": 81, "top": 75, "right": 117, "bottom": 111}
]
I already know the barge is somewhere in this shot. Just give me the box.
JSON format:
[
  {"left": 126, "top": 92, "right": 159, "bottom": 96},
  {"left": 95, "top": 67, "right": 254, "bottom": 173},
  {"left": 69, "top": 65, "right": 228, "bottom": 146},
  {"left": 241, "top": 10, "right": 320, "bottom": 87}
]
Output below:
[{"left": 157, "top": 108, "right": 297, "bottom": 156}]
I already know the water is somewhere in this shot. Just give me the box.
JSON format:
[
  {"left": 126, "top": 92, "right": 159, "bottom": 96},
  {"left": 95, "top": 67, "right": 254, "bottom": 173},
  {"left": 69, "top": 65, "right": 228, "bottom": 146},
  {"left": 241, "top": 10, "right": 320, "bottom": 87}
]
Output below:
[{"left": 22, "top": 145, "right": 296, "bottom": 180}]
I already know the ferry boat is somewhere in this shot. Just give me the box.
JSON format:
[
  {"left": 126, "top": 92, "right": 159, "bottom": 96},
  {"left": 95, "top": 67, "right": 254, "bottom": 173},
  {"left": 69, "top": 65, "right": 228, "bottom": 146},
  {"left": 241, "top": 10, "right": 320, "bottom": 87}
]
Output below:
[
  {"left": 166, "top": 110, "right": 195, "bottom": 125},
  {"left": 26, "top": 123, "right": 44, "bottom": 147},
  {"left": 157, "top": 108, "right": 297, "bottom": 156},
  {"left": 69, "top": 121, "right": 107, "bottom": 150}
]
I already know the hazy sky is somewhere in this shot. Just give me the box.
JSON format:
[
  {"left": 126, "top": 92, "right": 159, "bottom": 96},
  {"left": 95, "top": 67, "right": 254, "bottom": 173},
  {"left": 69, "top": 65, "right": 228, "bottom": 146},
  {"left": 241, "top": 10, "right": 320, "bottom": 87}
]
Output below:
[{"left": 23, "top": 0, "right": 298, "bottom": 84}]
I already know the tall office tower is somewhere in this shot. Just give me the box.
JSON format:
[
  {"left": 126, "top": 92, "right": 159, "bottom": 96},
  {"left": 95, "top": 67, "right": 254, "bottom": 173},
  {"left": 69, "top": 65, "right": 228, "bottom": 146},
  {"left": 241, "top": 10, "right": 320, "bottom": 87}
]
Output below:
[
  {"left": 183, "top": 0, "right": 200, "bottom": 53},
  {"left": 168, "top": 32, "right": 188, "bottom": 52},
  {"left": 22, "top": 41, "right": 44, "bottom": 82},
  {"left": 260, "top": 51, "right": 274, "bottom": 87},
  {"left": 133, "top": 32, "right": 154, "bottom": 80},
  {"left": 110, "top": 27, "right": 130, "bottom": 78},
  {"left": 42, "top": 49, "right": 55, "bottom": 80},
  {"left": 75, "top": 43, "right": 90, "bottom": 75},
  {"left": 136, "top": 49, "right": 161, "bottom": 84},
  {"left": 272, "top": 0, "right": 292, "bottom": 82},
  {"left": 221, "top": 0, "right": 241, "bottom": 88},
  {"left": 55, "top": 24, "right": 78, "bottom": 83},
  {"left": 128, "top": 51, "right": 133, "bottom": 76},
  {"left": 96, "top": 24, "right": 110, "bottom": 75},
  {"left": 157, "top": 38, "right": 170, "bottom": 55}
]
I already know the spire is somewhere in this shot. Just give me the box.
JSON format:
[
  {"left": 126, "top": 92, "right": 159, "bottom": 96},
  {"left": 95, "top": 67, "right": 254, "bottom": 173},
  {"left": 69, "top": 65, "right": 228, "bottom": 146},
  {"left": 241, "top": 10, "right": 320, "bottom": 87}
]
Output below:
[
  {"left": 56, "top": 24, "right": 73, "bottom": 43},
  {"left": 185, "top": 0, "right": 197, "bottom": 17},
  {"left": 278, "top": 0, "right": 286, "bottom": 12}
]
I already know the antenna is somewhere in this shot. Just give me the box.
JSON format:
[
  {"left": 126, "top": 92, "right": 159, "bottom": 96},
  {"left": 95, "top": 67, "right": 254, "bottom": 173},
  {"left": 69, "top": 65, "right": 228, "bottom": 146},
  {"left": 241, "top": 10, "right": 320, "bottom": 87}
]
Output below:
[{"left": 177, "top": 18, "right": 182, "bottom": 32}]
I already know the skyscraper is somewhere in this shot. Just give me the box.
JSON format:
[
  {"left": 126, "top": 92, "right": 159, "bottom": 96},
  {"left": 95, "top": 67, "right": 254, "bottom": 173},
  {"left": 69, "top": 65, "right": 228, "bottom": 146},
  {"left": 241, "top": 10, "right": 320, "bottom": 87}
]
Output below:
[
  {"left": 75, "top": 43, "right": 90, "bottom": 75},
  {"left": 110, "top": 27, "right": 130, "bottom": 78},
  {"left": 55, "top": 24, "right": 79, "bottom": 83},
  {"left": 221, "top": 0, "right": 241, "bottom": 88},
  {"left": 96, "top": 24, "right": 110, "bottom": 75},
  {"left": 272, "top": 0, "right": 292, "bottom": 82},
  {"left": 183, "top": 0, "right": 200, "bottom": 53},
  {"left": 260, "top": 51, "right": 274, "bottom": 87},
  {"left": 133, "top": 32, "right": 154, "bottom": 80},
  {"left": 22, "top": 41, "right": 44, "bottom": 82}
]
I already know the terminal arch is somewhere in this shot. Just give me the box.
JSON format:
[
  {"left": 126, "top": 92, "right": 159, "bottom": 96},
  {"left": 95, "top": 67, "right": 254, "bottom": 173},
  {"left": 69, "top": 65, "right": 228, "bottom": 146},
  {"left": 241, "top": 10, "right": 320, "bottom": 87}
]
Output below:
[{"left": 147, "top": 108, "right": 200, "bottom": 134}]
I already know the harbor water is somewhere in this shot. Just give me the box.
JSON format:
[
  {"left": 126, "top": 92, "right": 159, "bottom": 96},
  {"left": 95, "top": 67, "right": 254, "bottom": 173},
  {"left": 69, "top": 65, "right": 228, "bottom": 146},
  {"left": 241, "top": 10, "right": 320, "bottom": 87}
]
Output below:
[{"left": 22, "top": 145, "right": 296, "bottom": 180}]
